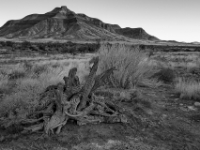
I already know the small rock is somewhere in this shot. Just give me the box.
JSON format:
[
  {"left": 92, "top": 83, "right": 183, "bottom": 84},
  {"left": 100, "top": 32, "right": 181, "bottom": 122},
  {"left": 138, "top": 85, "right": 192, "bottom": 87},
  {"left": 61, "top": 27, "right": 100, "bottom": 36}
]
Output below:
[
  {"left": 180, "top": 107, "right": 188, "bottom": 112},
  {"left": 0, "top": 136, "right": 5, "bottom": 142},
  {"left": 144, "top": 108, "right": 154, "bottom": 115},
  {"left": 188, "top": 106, "right": 198, "bottom": 111},
  {"left": 194, "top": 102, "right": 200, "bottom": 107},
  {"left": 179, "top": 103, "right": 184, "bottom": 106},
  {"left": 180, "top": 93, "right": 185, "bottom": 99},
  {"left": 161, "top": 114, "right": 168, "bottom": 119},
  {"left": 52, "top": 147, "right": 68, "bottom": 150}
]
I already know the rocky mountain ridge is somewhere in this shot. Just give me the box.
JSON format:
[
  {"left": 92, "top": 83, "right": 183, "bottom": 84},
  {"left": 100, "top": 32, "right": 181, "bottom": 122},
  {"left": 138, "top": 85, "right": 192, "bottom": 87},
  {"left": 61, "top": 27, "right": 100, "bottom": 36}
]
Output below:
[{"left": 0, "top": 6, "right": 158, "bottom": 41}]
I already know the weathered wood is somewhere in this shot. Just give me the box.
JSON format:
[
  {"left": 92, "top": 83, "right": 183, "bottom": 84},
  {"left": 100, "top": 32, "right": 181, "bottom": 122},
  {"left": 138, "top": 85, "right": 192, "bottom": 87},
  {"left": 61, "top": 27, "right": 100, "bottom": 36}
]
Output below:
[{"left": 78, "top": 57, "right": 99, "bottom": 111}]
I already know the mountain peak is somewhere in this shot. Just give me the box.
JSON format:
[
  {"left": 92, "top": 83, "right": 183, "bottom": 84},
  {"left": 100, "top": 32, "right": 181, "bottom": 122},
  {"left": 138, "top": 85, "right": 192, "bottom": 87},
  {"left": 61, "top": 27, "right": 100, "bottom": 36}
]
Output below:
[
  {"left": 60, "top": 6, "right": 71, "bottom": 14},
  {"left": 52, "top": 6, "right": 74, "bottom": 15},
  {"left": 51, "top": 6, "right": 73, "bottom": 14},
  {"left": 61, "top": 6, "right": 68, "bottom": 10}
]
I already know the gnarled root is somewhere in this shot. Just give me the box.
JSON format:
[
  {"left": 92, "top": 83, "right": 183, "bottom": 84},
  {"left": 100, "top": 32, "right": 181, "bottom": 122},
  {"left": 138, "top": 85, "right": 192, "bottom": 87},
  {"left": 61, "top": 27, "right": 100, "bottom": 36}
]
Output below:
[
  {"left": 63, "top": 93, "right": 126, "bottom": 126},
  {"left": 0, "top": 66, "right": 128, "bottom": 135}
]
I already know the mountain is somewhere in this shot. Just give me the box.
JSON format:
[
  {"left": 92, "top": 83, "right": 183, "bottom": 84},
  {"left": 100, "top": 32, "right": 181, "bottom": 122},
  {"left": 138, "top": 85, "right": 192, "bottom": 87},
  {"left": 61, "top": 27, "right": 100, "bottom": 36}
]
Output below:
[{"left": 0, "top": 6, "right": 158, "bottom": 41}]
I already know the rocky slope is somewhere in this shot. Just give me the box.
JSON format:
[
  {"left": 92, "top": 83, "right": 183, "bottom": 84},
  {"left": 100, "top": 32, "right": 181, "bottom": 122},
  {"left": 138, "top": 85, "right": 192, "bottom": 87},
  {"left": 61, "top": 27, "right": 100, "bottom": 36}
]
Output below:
[{"left": 0, "top": 6, "right": 158, "bottom": 41}]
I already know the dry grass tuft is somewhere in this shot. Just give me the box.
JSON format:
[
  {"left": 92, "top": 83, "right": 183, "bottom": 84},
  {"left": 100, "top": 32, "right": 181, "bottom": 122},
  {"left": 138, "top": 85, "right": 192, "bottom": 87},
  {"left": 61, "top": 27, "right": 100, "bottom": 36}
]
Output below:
[{"left": 175, "top": 77, "right": 200, "bottom": 101}]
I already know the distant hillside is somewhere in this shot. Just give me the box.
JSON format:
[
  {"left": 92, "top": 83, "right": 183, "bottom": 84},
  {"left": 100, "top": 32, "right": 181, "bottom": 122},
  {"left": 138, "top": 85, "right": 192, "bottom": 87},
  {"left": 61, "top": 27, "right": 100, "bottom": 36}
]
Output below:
[
  {"left": 116, "top": 27, "right": 157, "bottom": 40},
  {"left": 191, "top": 42, "right": 200, "bottom": 45},
  {"left": 0, "top": 6, "right": 158, "bottom": 41}
]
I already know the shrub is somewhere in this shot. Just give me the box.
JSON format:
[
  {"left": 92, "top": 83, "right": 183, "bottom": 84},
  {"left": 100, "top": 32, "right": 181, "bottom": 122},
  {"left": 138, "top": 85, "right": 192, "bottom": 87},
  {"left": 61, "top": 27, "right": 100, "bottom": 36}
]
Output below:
[
  {"left": 98, "top": 44, "right": 157, "bottom": 89},
  {"left": 23, "top": 61, "right": 33, "bottom": 71},
  {"left": 67, "top": 41, "right": 73, "bottom": 45},
  {"left": 51, "top": 62, "right": 61, "bottom": 68},
  {"left": 8, "top": 70, "right": 26, "bottom": 80},
  {"left": 152, "top": 67, "right": 175, "bottom": 84},
  {"left": 21, "top": 41, "right": 32, "bottom": 48},
  {"left": 32, "top": 64, "right": 49, "bottom": 76},
  {"left": 63, "top": 61, "right": 70, "bottom": 66},
  {"left": 5, "top": 41, "right": 14, "bottom": 47}
]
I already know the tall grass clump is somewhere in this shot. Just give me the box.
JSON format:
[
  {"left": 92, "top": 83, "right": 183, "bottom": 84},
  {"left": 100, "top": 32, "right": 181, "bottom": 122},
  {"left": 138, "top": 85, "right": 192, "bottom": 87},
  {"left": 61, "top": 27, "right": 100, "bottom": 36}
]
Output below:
[
  {"left": 98, "top": 44, "right": 158, "bottom": 89},
  {"left": 175, "top": 77, "right": 200, "bottom": 101}
]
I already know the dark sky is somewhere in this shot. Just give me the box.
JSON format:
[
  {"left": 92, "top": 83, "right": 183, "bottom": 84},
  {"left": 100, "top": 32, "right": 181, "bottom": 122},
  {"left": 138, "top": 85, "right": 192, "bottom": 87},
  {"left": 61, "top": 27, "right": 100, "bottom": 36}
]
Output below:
[{"left": 0, "top": 0, "right": 199, "bottom": 42}]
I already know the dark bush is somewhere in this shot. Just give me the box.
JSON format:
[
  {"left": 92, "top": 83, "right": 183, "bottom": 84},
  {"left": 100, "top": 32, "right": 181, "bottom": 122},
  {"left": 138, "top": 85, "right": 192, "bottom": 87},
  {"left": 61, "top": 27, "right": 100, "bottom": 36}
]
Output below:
[
  {"left": 23, "top": 61, "right": 33, "bottom": 71},
  {"left": 21, "top": 41, "right": 32, "bottom": 48},
  {"left": 66, "top": 41, "right": 74, "bottom": 45},
  {"left": 8, "top": 71, "right": 26, "bottom": 80},
  {"left": 32, "top": 64, "right": 48, "bottom": 76},
  {"left": 5, "top": 41, "right": 14, "bottom": 47},
  {"left": 152, "top": 67, "right": 176, "bottom": 84},
  {"left": 0, "top": 41, "right": 6, "bottom": 47},
  {"left": 51, "top": 62, "right": 61, "bottom": 68}
]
